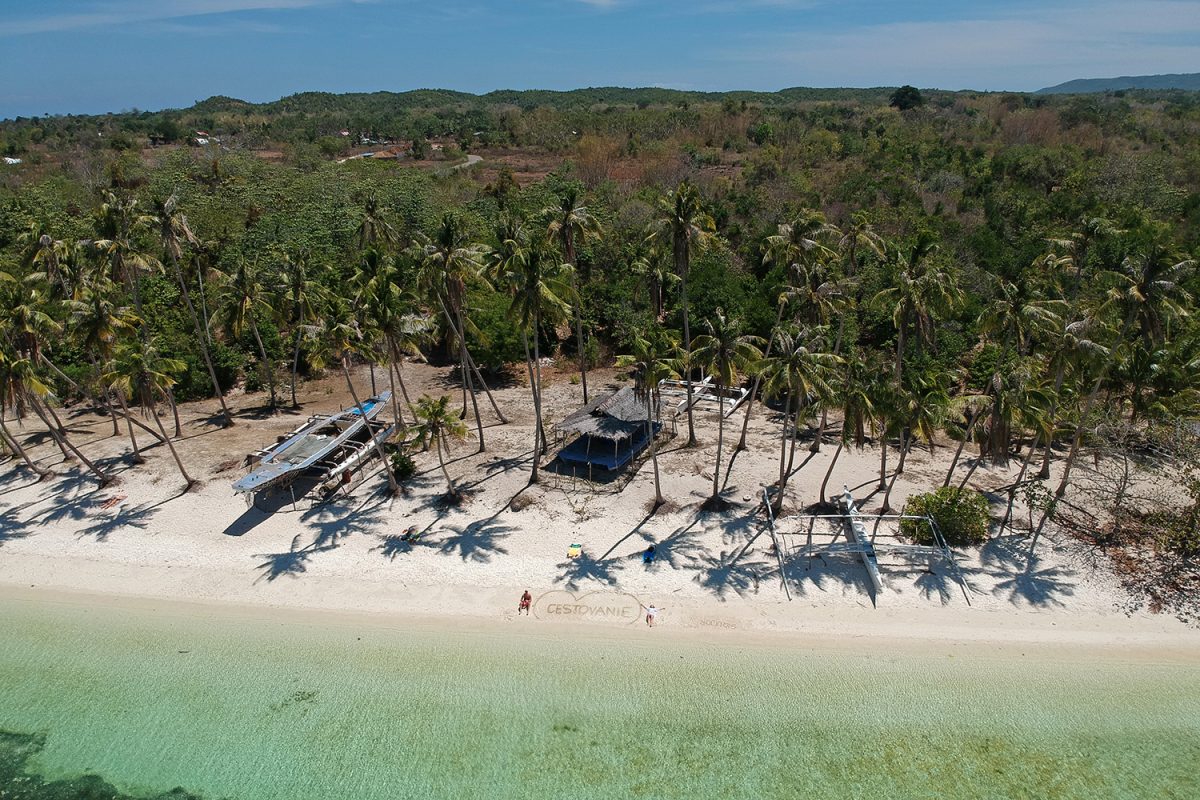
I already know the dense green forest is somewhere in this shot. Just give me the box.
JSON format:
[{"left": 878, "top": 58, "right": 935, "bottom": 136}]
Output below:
[{"left": 2, "top": 85, "right": 1198, "bottom": 609}]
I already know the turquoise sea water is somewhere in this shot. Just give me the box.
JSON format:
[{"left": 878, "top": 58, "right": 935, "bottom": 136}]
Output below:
[{"left": 1, "top": 595, "right": 1198, "bottom": 799}]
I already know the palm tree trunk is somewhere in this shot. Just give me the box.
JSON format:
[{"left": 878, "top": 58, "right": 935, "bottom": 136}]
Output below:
[
  {"left": 812, "top": 318, "right": 846, "bottom": 454},
  {"left": 711, "top": 379, "right": 725, "bottom": 501},
  {"left": 341, "top": 356, "right": 398, "bottom": 495},
  {"left": 895, "top": 317, "right": 906, "bottom": 385},
  {"left": 249, "top": 319, "right": 277, "bottom": 410},
  {"left": 171, "top": 256, "right": 231, "bottom": 425},
  {"left": 166, "top": 387, "right": 182, "bottom": 438},
  {"left": 28, "top": 395, "right": 109, "bottom": 485},
  {"left": 532, "top": 313, "right": 547, "bottom": 455},
  {"left": 1001, "top": 432, "right": 1041, "bottom": 535},
  {"left": 881, "top": 437, "right": 910, "bottom": 513},
  {"left": 436, "top": 432, "right": 456, "bottom": 495},
  {"left": 462, "top": 347, "right": 507, "bottom": 423},
  {"left": 737, "top": 300, "right": 786, "bottom": 452},
  {"left": 385, "top": 348, "right": 404, "bottom": 430},
  {"left": 773, "top": 390, "right": 794, "bottom": 513},
  {"left": 454, "top": 308, "right": 485, "bottom": 452},
  {"left": 116, "top": 392, "right": 144, "bottom": 463},
  {"left": 573, "top": 301, "right": 588, "bottom": 405},
  {"left": 957, "top": 443, "right": 984, "bottom": 491},
  {"left": 878, "top": 428, "right": 888, "bottom": 491},
  {"left": 291, "top": 328, "right": 303, "bottom": 408},
  {"left": 648, "top": 390, "right": 664, "bottom": 507},
  {"left": 148, "top": 398, "right": 194, "bottom": 489},
  {"left": 681, "top": 263, "right": 697, "bottom": 448},
  {"left": 1038, "top": 362, "right": 1066, "bottom": 480},
  {"left": 786, "top": 400, "right": 802, "bottom": 479},
  {"left": 819, "top": 438, "right": 844, "bottom": 506},
  {"left": 0, "top": 413, "right": 51, "bottom": 478},
  {"left": 196, "top": 260, "right": 212, "bottom": 345},
  {"left": 520, "top": 329, "right": 541, "bottom": 483},
  {"left": 943, "top": 407, "right": 980, "bottom": 487},
  {"left": 388, "top": 341, "right": 416, "bottom": 409}
]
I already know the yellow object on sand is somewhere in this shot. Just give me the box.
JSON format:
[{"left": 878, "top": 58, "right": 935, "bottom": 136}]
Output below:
[{"left": 567, "top": 543, "right": 582, "bottom": 559}]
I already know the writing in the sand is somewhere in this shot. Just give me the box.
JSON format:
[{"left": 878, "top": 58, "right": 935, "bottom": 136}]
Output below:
[{"left": 544, "top": 602, "right": 635, "bottom": 619}]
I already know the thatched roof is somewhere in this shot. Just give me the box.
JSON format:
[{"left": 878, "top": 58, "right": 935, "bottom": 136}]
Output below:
[{"left": 554, "top": 387, "right": 651, "bottom": 442}]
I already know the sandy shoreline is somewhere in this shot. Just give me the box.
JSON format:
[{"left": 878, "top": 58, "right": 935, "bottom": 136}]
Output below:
[{"left": 2, "top": 362, "right": 1198, "bottom": 666}]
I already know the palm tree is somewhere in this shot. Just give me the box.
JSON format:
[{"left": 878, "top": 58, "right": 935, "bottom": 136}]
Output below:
[
  {"left": 152, "top": 193, "right": 232, "bottom": 426},
  {"left": 617, "top": 330, "right": 679, "bottom": 509},
  {"left": 1036, "top": 315, "right": 1108, "bottom": 479},
  {"left": 836, "top": 212, "right": 885, "bottom": 278},
  {"left": 738, "top": 212, "right": 841, "bottom": 453},
  {"left": 942, "top": 393, "right": 991, "bottom": 487},
  {"left": 0, "top": 349, "right": 52, "bottom": 480},
  {"left": 647, "top": 181, "right": 715, "bottom": 447},
  {"left": 414, "top": 213, "right": 506, "bottom": 451},
  {"left": 66, "top": 280, "right": 146, "bottom": 439},
  {"left": 1045, "top": 216, "right": 1121, "bottom": 301},
  {"left": 542, "top": 187, "right": 600, "bottom": 403},
  {"left": 691, "top": 310, "right": 763, "bottom": 504},
  {"left": 819, "top": 350, "right": 877, "bottom": 505},
  {"left": 5, "top": 355, "right": 111, "bottom": 485},
  {"left": 409, "top": 394, "right": 468, "bottom": 497},
  {"left": 356, "top": 194, "right": 400, "bottom": 252},
  {"left": 881, "top": 370, "right": 950, "bottom": 512},
  {"left": 278, "top": 250, "right": 323, "bottom": 408},
  {"left": 489, "top": 218, "right": 574, "bottom": 481},
  {"left": 761, "top": 326, "right": 839, "bottom": 512},
  {"left": 1054, "top": 240, "right": 1195, "bottom": 502},
  {"left": 104, "top": 339, "right": 194, "bottom": 489},
  {"left": 871, "top": 232, "right": 963, "bottom": 385},
  {"left": 217, "top": 257, "right": 278, "bottom": 410},
  {"left": 93, "top": 190, "right": 160, "bottom": 319}
]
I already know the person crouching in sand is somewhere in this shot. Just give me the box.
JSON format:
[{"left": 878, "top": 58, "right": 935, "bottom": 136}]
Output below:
[{"left": 518, "top": 590, "right": 532, "bottom": 615}]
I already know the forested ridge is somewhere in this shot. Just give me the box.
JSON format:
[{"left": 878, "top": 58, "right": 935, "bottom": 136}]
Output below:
[{"left": 1, "top": 85, "right": 1198, "bottom": 616}]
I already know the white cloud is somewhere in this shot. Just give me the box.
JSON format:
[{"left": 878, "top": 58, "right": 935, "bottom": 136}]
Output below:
[
  {"left": 2, "top": 0, "right": 352, "bottom": 36},
  {"left": 716, "top": 1, "right": 1200, "bottom": 90}
]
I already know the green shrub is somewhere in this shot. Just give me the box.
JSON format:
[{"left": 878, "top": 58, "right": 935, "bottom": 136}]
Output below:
[
  {"left": 901, "top": 487, "right": 990, "bottom": 546},
  {"left": 389, "top": 450, "right": 417, "bottom": 483}
]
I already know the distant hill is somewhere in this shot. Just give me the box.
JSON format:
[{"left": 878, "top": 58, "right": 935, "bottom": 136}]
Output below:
[{"left": 1037, "top": 73, "right": 1200, "bottom": 94}]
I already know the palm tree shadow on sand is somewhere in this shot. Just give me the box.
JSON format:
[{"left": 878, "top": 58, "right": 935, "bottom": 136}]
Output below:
[
  {"left": 555, "top": 550, "right": 627, "bottom": 592},
  {"left": 254, "top": 533, "right": 339, "bottom": 582},
  {"left": 980, "top": 535, "right": 1077, "bottom": 608},
  {"left": 435, "top": 519, "right": 514, "bottom": 563}
]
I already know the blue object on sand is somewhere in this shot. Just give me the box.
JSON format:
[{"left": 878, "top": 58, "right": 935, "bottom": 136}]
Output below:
[{"left": 643, "top": 545, "right": 657, "bottom": 564}]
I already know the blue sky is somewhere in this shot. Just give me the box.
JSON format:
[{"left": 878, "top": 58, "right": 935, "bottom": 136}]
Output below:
[{"left": 2, "top": 0, "right": 1198, "bottom": 118}]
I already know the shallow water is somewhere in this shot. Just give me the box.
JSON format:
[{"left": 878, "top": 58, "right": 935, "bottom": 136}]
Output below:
[{"left": 1, "top": 596, "right": 1197, "bottom": 799}]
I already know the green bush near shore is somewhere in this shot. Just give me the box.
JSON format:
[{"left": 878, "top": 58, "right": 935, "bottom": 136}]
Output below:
[{"left": 901, "top": 487, "right": 990, "bottom": 547}]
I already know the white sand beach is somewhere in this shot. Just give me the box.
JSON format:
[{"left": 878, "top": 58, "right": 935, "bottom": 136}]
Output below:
[{"left": 2, "top": 362, "right": 1197, "bottom": 657}]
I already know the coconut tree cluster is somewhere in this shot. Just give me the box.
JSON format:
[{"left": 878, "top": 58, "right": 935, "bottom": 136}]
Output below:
[{"left": 1, "top": 174, "right": 1197, "bottom": 547}]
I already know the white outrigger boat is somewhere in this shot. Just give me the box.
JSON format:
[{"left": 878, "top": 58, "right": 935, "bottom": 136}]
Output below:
[{"left": 233, "top": 392, "right": 395, "bottom": 497}]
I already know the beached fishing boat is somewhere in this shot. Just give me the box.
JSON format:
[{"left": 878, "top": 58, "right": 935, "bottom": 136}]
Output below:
[{"left": 233, "top": 392, "right": 392, "bottom": 495}]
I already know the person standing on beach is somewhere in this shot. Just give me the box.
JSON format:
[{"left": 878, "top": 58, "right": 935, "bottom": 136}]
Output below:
[
  {"left": 518, "top": 590, "right": 532, "bottom": 615},
  {"left": 642, "top": 603, "right": 662, "bottom": 627}
]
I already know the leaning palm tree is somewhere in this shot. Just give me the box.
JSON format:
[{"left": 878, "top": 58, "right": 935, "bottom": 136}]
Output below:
[
  {"left": 542, "top": 187, "right": 600, "bottom": 403},
  {"left": 647, "top": 180, "right": 715, "bottom": 447},
  {"left": 489, "top": 217, "right": 574, "bottom": 481},
  {"left": 692, "top": 310, "right": 763, "bottom": 504},
  {"left": 881, "top": 370, "right": 950, "bottom": 513},
  {"left": 760, "top": 326, "right": 838, "bottom": 512},
  {"left": 0, "top": 348, "right": 52, "bottom": 480},
  {"left": 152, "top": 193, "right": 232, "bottom": 426},
  {"left": 104, "top": 339, "right": 195, "bottom": 489},
  {"left": 356, "top": 194, "right": 401, "bottom": 252},
  {"left": 819, "top": 350, "right": 877, "bottom": 505},
  {"left": 414, "top": 213, "right": 506, "bottom": 451},
  {"left": 93, "top": 190, "right": 161, "bottom": 319},
  {"left": 409, "top": 394, "right": 469, "bottom": 498},
  {"left": 217, "top": 257, "right": 279, "bottom": 410},
  {"left": 617, "top": 330, "right": 679, "bottom": 509}
]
